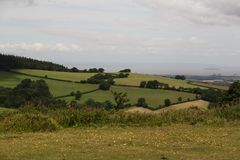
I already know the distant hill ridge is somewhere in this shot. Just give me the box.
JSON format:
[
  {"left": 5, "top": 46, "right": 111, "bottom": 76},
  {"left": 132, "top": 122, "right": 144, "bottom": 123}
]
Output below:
[{"left": 0, "top": 53, "right": 68, "bottom": 71}]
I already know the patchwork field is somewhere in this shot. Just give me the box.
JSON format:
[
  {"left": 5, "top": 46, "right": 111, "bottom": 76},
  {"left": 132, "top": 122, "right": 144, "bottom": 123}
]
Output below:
[
  {"left": 0, "top": 71, "right": 196, "bottom": 108},
  {"left": 0, "top": 71, "right": 98, "bottom": 97},
  {"left": 15, "top": 70, "right": 202, "bottom": 89},
  {"left": 190, "top": 82, "right": 229, "bottom": 90},
  {"left": 115, "top": 73, "right": 204, "bottom": 88},
  {"left": 64, "top": 86, "right": 196, "bottom": 108},
  {"left": 15, "top": 69, "right": 95, "bottom": 82},
  {"left": 0, "top": 125, "right": 239, "bottom": 160}
]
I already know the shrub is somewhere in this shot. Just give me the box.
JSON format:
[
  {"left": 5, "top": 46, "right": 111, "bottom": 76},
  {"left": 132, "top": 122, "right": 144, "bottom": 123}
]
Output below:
[
  {"left": 139, "top": 81, "right": 147, "bottom": 88},
  {"left": 164, "top": 99, "right": 171, "bottom": 107},
  {"left": 178, "top": 97, "right": 182, "bottom": 102},
  {"left": 175, "top": 75, "right": 186, "bottom": 80},
  {"left": 136, "top": 98, "right": 148, "bottom": 107},
  {"left": 75, "top": 91, "right": 82, "bottom": 100},
  {"left": 99, "top": 81, "right": 111, "bottom": 91}
]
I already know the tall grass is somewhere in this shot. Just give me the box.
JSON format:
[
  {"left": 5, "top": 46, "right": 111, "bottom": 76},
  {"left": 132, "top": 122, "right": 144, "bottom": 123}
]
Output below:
[{"left": 0, "top": 105, "right": 239, "bottom": 133}]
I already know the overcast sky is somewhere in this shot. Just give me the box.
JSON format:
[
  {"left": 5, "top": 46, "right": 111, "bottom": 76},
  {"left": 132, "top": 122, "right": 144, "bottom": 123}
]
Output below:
[{"left": 0, "top": 0, "right": 240, "bottom": 75}]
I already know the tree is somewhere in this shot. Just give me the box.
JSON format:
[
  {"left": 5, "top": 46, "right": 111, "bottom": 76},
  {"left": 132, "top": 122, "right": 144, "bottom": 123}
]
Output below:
[
  {"left": 137, "top": 98, "right": 148, "bottom": 107},
  {"left": 139, "top": 81, "right": 147, "bottom": 88},
  {"left": 75, "top": 91, "right": 82, "bottom": 100},
  {"left": 71, "top": 67, "right": 79, "bottom": 72},
  {"left": 178, "top": 97, "right": 182, "bottom": 102},
  {"left": 111, "top": 91, "right": 130, "bottom": 109},
  {"left": 99, "top": 81, "right": 111, "bottom": 91},
  {"left": 164, "top": 99, "right": 171, "bottom": 107},
  {"left": 228, "top": 81, "right": 240, "bottom": 99},
  {"left": 98, "top": 68, "right": 105, "bottom": 73},
  {"left": 119, "top": 69, "right": 131, "bottom": 73},
  {"left": 146, "top": 80, "right": 159, "bottom": 89},
  {"left": 2, "top": 79, "right": 56, "bottom": 108},
  {"left": 175, "top": 75, "right": 186, "bottom": 80}
]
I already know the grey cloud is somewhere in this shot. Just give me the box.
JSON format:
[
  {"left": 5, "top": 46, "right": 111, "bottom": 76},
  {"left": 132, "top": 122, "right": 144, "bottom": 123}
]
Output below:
[
  {"left": 0, "top": 0, "right": 35, "bottom": 6},
  {"left": 135, "top": 0, "right": 240, "bottom": 25}
]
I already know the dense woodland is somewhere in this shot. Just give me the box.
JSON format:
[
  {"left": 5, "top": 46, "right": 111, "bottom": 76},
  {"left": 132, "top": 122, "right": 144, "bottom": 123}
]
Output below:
[
  {"left": 0, "top": 54, "right": 68, "bottom": 71},
  {"left": 0, "top": 54, "right": 106, "bottom": 73}
]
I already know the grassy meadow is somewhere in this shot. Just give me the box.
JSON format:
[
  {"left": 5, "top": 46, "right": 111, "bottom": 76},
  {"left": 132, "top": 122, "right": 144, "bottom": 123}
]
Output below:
[
  {"left": 15, "top": 69, "right": 95, "bottom": 82},
  {"left": 64, "top": 86, "right": 196, "bottom": 108},
  {"left": 0, "top": 125, "right": 239, "bottom": 160},
  {"left": 15, "top": 69, "right": 203, "bottom": 89},
  {"left": 0, "top": 71, "right": 98, "bottom": 97},
  {"left": 115, "top": 73, "right": 203, "bottom": 88},
  {"left": 190, "top": 82, "right": 229, "bottom": 90},
  {"left": 0, "top": 71, "right": 196, "bottom": 108}
]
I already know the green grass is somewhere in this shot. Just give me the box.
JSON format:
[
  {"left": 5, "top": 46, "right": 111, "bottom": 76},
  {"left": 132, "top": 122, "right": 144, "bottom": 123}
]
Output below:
[
  {"left": 0, "top": 107, "right": 16, "bottom": 114},
  {"left": 64, "top": 86, "right": 196, "bottom": 108},
  {"left": 16, "top": 70, "right": 204, "bottom": 89},
  {"left": 15, "top": 69, "right": 96, "bottom": 82},
  {"left": 0, "top": 71, "right": 196, "bottom": 107},
  {"left": 190, "top": 82, "right": 229, "bottom": 90},
  {"left": 0, "top": 71, "right": 98, "bottom": 97},
  {"left": 115, "top": 73, "right": 205, "bottom": 88},
  {"left": 0, "top": 125, "right": 239, "bottom": 160}
]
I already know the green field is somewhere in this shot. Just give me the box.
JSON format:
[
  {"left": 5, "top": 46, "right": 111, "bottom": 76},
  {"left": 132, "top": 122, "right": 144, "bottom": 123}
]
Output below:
[
  {"left": 0, "top": 71, "right": 196, "bottom": 107},
  {"left": 0, "top": 125, "right": 239, "bottom": 160},
  {"left": 190, "top": 82, "right": 229, "bottom": 90},
  {"left": 115, "top": 73, "right": 204, "bottom": 88},
  {"left": 64, "top": 86, "right": 196, "bottom": 108},
  {"left": 15, "top": 70, "right": 202, "bottom": 89},
  {"left": 0, "top": 71, "right": 98, "bottom": 97},
  {"left": 15, "top": 69, "right": 95, "bottom": 82}
]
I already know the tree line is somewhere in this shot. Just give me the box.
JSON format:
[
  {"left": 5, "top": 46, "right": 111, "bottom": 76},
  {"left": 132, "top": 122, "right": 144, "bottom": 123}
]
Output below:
[{"left": 0, "top": 53, "right": 108, "bottom": 73}]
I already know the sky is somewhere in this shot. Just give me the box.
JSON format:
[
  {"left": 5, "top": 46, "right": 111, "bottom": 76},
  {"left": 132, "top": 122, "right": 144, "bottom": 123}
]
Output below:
[{"left": 0, "top": 0, "right": 240, "bottom": 75}]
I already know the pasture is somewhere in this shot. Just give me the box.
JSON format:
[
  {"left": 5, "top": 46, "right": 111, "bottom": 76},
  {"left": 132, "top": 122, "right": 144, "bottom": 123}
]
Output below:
[
  {"left": 65, "top": 86, "right": 196, "bottom": 108},
  {"left": 15, "top": 70, "right": 202, "bottom": 89},
  {"left": 190, "top": 82, "right": 229, "bottom": 90},
  {"left": 115, "top": 73, "right": 204, "bottom": 88},
  {"left": 0, "top": 125, "right": 239, "bottom": 160},
  {"left": 0, "top": 71, "right": 196, "bottom": 108},
  {"left": 0, "top": 71, "right": 98, "bottom": 97},
  {"left": 15, "top": 69, "right": 95, "bottom": 82}
]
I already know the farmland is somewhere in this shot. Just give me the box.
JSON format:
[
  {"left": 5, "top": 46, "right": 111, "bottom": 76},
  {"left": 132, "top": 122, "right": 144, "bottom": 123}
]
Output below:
[
  {"left": 0, "top": 125, "right": 239, "bottom": 160},
  {"left": 190, "top": 82, "right": 229, "bottom": 90},
  {"left": 0, "top": 71, "right": 98, "bottom": 97},
  {"left": 115, "top": 73, "right": 203, "bottom": 88},
  {"left": 64, "top": 86, "right": 196, "bottom": 108},
  {"left": 15, "top": 69, "right": 95, "bottom": 82},
  {"left": 15, "top": 69, "right": 202, "bottom": 89},
  {"left": 0, "top": 71, "right": 196, "bottom": 108}
]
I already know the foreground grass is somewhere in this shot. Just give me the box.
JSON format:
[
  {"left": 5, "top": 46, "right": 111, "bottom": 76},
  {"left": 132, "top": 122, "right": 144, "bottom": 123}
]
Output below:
[{"left": 0, "top": 125, "right": 239, "bottom": 160}]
